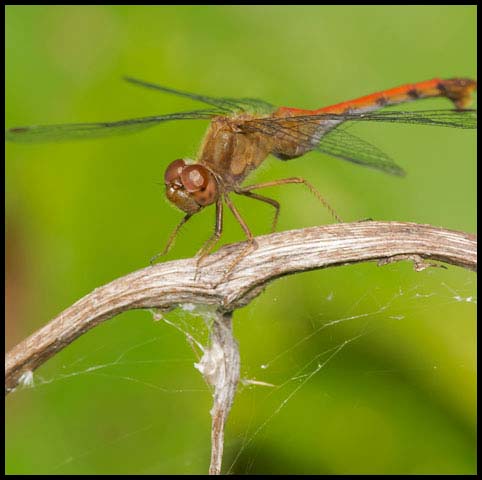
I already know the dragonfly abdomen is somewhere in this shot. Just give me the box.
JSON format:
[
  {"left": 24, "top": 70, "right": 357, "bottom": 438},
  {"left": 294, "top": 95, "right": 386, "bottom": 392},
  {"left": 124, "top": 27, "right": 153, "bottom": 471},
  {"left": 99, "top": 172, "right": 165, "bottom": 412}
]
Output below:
[{"left": 314, "top": 78, "right": 477, "bottom": 115}]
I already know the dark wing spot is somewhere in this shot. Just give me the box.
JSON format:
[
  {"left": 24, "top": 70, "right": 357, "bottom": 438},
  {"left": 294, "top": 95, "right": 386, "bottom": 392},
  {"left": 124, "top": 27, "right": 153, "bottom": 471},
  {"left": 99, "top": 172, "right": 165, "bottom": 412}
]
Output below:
[
  {"left": 407, "top": 89, "right": 420, "bottom": 99},
  {"left": 376, "top": 96, "right": 387, "bottom": 106},
  {"left": 437, "top": 82, "right": 447, "bottom": 94}
]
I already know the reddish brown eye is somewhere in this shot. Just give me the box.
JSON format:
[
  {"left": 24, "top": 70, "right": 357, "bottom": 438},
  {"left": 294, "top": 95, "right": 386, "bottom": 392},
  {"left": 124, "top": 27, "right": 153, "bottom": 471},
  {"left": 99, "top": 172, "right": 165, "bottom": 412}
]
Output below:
[
  {"left": 181, "top": 165, "right": 209, "bottom": 192},
  {"left": 164, "top": 159, "right": 186, "bottom": 184},
  {"left": 191, "top": 173, "right": 218, "bottom": 206}
]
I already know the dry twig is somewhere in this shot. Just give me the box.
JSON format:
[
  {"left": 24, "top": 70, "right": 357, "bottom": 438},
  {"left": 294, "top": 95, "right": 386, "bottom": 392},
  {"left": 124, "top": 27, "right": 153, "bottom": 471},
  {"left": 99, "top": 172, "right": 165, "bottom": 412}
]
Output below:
[{"left": 5, "top": 221, "right": 476, "bottom": 394}]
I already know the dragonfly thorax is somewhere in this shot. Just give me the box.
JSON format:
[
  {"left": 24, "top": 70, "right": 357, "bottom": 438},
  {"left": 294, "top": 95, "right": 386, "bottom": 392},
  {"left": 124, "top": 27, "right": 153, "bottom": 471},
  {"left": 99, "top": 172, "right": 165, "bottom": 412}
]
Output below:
[
  {"left": 164, "top": 159, "right": 218, "bottom": 214},
  {"left": 196, "top": 116, "right": 275, "bottom": 188}
]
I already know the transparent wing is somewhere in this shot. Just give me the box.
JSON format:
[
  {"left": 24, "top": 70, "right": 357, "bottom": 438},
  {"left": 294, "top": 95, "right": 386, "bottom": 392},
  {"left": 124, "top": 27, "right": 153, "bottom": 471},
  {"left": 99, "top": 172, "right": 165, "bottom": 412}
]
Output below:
[
  {"left": 251, "top": 121, "right": 405, "bottom": 176},
  {"left": 313, "top": 109, "right": 476, "bottom": 174},
  {"left": 239, "top": 115, "right": 404, "bottom": 175},
  {"left": 260, "top": 108, "right": 477, "bottom": 129},
  {"left": 348, "top": 109, "right": 477, "bottom": 129},
  {"left": 316, "top": 127, "right": 406, "bottom": 176},
  {"left": 5, "top": 110, "right": 218, "bottom": 143},
  {"left": 124, "top": 76, "right": 276, "bottom": 114},
  {"left": 239, "top": 108, "right": 476, "bottom": 176}
]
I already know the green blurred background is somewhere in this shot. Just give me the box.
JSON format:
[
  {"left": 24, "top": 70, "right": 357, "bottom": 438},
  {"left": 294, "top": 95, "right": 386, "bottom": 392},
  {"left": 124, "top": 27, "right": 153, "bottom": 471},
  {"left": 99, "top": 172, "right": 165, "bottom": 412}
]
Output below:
[{"left": 5, "top": 5, "right": 476, "bottom": 475}]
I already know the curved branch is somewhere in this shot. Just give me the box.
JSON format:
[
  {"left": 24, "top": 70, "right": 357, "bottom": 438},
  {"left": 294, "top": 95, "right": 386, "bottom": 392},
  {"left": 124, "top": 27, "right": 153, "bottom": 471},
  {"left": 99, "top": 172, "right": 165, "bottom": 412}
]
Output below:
[{"left": 5, "top": 221, "right": 476, "bottom": 394}]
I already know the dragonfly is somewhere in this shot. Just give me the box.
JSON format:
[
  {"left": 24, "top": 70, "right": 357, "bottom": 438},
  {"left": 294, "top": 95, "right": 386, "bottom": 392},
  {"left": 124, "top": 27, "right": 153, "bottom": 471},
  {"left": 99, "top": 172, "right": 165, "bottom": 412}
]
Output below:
[{"left": 6, "top": 77, "right": 477, "bottom": 274}]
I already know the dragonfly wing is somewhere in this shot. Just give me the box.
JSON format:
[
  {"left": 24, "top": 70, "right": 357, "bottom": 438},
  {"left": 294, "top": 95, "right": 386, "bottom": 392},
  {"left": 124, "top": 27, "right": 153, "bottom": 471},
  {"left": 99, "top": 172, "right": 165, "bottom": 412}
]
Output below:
[
  {"left": 124, "top": 77, "right": 276, "bottom": 114},
  {"left": 248, "top": 108, "right": 477, "bottom": 129},
  {"left": 239, "top": 108, "right": 476, "bottom": 175},
  {"left": 342, "top": 109, "right": 477, "bottom": 129},
  {"left": 5, "top": 110, "right": 217, "bottom": 143},
  {"left": 240, "top": 115, "right": 405, "bottom": 176},
  {"left": 317, "top": 126, "right": 406, "bottom": 176}
]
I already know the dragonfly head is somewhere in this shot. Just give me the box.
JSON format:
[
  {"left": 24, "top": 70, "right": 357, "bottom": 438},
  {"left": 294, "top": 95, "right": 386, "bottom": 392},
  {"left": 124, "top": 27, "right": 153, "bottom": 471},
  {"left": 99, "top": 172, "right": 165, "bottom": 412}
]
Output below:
[{"left": 164, "top": 159, "right": 218, "bottom": 214}]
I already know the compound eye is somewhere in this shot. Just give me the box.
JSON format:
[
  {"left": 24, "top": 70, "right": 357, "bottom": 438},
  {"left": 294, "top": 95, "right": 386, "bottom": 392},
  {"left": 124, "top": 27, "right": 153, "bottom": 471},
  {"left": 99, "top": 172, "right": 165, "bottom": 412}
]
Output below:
[
  {"left": 164, "top": 159, "right": 186, "bottom": 184},
  {"left": 181, "top": 165, "right": 210, "bottom": 192},
  {"left": 191, "top": 172, "right": 217, "bottom": 206}
]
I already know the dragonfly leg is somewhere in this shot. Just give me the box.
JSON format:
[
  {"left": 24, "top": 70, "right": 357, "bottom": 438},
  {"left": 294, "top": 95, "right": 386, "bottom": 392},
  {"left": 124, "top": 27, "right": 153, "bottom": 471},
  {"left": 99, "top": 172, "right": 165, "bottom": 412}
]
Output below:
[
  {"left": 150, "top": 213, "right": 193, "bottom": 265},
  {"left": 234, "top": 190, "right": 280, "bottom": 233},
  {"left": 240, "top": 177, "right": 343, "bottom": 223},
  {"left": 222, "top": 194, "right": 258, "bottom": 278},
  {"left": 195, "top": 198, "right": 224, "bottom": 275}
]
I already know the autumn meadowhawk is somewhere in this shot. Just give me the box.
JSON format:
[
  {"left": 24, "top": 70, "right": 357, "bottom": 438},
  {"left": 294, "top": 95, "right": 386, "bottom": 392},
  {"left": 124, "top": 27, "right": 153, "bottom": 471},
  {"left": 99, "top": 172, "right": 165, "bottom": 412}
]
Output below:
[{"left": 6, "top": 77, "right": 477, "bottom": 271}]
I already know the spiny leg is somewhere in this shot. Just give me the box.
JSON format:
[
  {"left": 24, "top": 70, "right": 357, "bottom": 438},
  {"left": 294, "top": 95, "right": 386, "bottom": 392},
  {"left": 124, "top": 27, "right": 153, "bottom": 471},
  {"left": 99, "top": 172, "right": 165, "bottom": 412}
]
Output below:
[
  {"left": 150, "top": 213, "right": 193, "bottom": 265},
  {"left": 195, "top": 198, "right": 224, "bottom": 273},
  {"left": 240, "top": 177, "right": 343, "bottom": 223},
  {"left": 235, "top": 190, "right": 280, "bottom": 233},
  {"left": 223, "top": 194, "right": 258, "bottom": 278}
]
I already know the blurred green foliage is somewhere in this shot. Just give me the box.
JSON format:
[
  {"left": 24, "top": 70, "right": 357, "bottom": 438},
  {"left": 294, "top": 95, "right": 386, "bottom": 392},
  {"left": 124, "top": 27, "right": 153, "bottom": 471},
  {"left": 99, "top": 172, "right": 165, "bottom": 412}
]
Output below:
[{"left": 6, "top": 5, "right": 476, "bottom": 475}]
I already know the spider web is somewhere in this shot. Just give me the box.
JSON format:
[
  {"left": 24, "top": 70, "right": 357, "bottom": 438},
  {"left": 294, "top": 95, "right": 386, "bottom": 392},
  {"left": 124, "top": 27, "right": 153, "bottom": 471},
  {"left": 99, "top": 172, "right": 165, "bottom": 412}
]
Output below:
[{"left": 5, "top": 268, "right": 476, "bottom": 475}]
